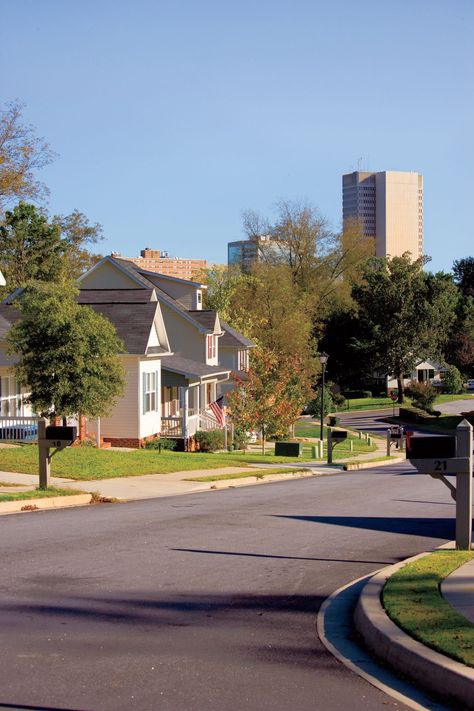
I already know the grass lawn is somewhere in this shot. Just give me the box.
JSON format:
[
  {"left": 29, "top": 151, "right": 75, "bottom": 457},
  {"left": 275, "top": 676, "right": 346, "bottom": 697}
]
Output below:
[
  {"left": 185, "top": 467, "right": 310, "bottom": 482},
  {"left": 0, "top": 434, "right": 378, "bottom": 480},
  {"left": 334, "top": 393, "right": 473, "bottom": 413},
  {"left": 0, "top": 486, "right": 84, "bottom": 502},
  {"left": 294, "top": 421, "right": 377, "bottom": 455},
  {"left": 389, "top": 413, "right": 466, "bottom": 434},
  {"left": 383, "top": 550, "right": 474, "bottom": 667}
]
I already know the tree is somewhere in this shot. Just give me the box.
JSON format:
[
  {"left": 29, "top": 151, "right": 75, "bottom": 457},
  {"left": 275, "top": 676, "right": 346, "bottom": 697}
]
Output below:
[
  {"left": 52, "top": 209, "right": 104, "bottom": 278},
  {"left": 7, "top": 282, "right": 125, "bottom": 419},
  {"left": 0, "top": 101, "right": 55, "bottom": 210},
  {"left": 351, "top": 255, "right": 458, "bottom": 403},
  {"left": 453, "top": 257, "right": 474, "bottom": 298},
  {"left": 227, "top": 348, "right": 313, "bottom": 454},
  {"left": 442, "top": 365, "right": 463, "bottom": 394},
  {"left": 0, "top": 202, "right": 66, "bottom": 296}
]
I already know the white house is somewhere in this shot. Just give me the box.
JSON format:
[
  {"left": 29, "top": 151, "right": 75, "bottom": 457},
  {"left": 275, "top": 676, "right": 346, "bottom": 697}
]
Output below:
[{"left": 0, "top": 256, "right": 253, "bottom": 448}]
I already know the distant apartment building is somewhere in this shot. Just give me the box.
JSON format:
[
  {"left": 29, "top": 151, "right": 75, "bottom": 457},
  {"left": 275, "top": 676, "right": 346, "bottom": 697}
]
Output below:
[
  {"left": 342, "top": 171, "right": 423, "bottom": 259},
  {"left": 122, "top": 248, "right": 207, "bottom": 280},
  {"left": 228, "top": 235, "right": 278, "bottom": 273}
]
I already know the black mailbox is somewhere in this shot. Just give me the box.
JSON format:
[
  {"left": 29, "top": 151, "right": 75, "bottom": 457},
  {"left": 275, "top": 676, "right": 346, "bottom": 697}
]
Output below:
[
  {"left": 407, "top": 435, "right": 456, "bottom": 459},
  {"left": 45, "top": 426, "right": 77, "bottom": 442},
  {"left": 275, "top": 442, "right": 301, "bottom": 457},
  {"left": 331, "top": 430, "right": 348, "bottom": 440}
]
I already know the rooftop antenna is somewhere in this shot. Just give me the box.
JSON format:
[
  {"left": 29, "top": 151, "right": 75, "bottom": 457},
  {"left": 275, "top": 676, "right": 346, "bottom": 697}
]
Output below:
[{"left": 357, "top": 156, "right": 363, "bottom": 172}]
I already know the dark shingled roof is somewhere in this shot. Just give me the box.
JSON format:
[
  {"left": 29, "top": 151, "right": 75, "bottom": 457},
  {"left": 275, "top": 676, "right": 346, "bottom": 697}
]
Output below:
[
  {"left": 162, "top": 355, "right": 230, "bottom": 380},
  {"left": 187, "top": 310, "right": 220, "bottom": 332},
  {"left": 77, "top": 289, "right": 156, "bottom": 304},
  {"left": 0, "top": 305, "right": 21, "bottom": 338},
  {"left": 219, "top": 320, "right": 255, "bottom": 348},
  {"left": 87, "top": 302, "right": 161, "bottom": 354}
]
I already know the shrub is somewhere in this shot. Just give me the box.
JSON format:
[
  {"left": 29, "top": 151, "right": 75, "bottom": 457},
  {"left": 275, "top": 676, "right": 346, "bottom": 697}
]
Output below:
[
  {"left": 332, "top": 391, "right": 346, "bottom": 408},
  {"left": 194, "top": 429, "right": 225, "bottom": 452},
  {"left": 306, "top": 388, "right": 334, "bottom": 418},
  {"left": 442, "top": 365, "right": 463, "bottom": 394},
  {"left": 144, "top": 437, "right": 178, "bottom": 451},
  {"left": 343, "top": 389, "right": 372, "bottom": 399},
  {"left": 406, "top": 380, "right": 437, "bottom": 413}
]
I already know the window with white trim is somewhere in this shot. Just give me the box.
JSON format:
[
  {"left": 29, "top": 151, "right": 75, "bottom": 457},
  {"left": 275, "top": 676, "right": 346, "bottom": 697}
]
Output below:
[
  {"left": 142, "top": 371, "right": 159, "bottom": 414},
  {"left": 207, "top": 334, "right": 216, "bottom": 360},
  {"left": 238, "top": 350, "right": 249, "bottom": 371},
  {"left": 0, "top": 376, "right": 22, "bottom": 416}
]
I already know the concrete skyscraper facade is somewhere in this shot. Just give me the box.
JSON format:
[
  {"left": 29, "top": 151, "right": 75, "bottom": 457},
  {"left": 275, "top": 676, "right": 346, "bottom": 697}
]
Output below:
[{"left": 342, "top": 171, "right": 423, "bottom": 259}]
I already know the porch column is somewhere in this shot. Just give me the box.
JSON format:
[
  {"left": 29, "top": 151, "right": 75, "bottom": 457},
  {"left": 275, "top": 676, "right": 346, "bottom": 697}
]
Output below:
[
  {"left": 196, "top": 385, "right": 201, "bottom": 428},
  {"left": 182, "top": 387, "right": 189, "bottom": 440}
]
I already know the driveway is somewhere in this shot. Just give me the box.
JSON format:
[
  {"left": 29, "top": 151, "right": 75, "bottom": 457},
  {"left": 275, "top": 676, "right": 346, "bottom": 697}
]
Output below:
[{"left": 437, "top": 397, "right": 474, "bottom": 415}]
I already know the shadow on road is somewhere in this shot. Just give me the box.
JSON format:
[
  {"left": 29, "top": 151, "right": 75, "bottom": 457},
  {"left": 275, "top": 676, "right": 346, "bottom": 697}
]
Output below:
[{"left": 271, "top": 515, "right": 454, "bottom": 539}]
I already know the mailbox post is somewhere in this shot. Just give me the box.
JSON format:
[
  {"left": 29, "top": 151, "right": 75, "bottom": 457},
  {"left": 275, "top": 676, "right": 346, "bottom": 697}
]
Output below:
[
  {"left": 407, "top": 420, "right": 473, "bottom": 550},
  {"left": 327, "top": 428, "right": 347, "bottom": 464},
  {"left": 37, "top": 418, "right": 77, "bottom": 489},
  {"left": 386, "top": 426, "right": 405, "bottom": 456}
]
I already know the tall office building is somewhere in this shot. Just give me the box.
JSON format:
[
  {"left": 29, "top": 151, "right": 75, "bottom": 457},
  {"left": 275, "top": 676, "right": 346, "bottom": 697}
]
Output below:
[{"left": 342, "top": 171, "right": 423, "bottom": 259}]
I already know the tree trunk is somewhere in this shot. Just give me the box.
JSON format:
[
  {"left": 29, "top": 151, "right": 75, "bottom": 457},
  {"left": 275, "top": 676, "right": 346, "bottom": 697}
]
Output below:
[
  {"left": 261, "top": 425, "right": 266, "bottom": 456},
  {"left": 397, "top": 375, "right": 404, "bottom": 404}
]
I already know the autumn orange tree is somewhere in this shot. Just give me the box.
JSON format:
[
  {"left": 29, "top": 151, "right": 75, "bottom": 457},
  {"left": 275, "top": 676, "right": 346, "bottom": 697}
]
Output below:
[{"left": 227, "top": 347, "right": 313, "bottom": 454}]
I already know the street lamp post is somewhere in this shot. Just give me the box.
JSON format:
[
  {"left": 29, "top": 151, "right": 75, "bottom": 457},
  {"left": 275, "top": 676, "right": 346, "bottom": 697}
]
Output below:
[{"left": 319, "top": 352, "right": 329, "bottom": 442}]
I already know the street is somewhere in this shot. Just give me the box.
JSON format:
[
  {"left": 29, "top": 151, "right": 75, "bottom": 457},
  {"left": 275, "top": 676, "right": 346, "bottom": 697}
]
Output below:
[{"left": 0, "top": 463, "right": 457, "bottom": 711}]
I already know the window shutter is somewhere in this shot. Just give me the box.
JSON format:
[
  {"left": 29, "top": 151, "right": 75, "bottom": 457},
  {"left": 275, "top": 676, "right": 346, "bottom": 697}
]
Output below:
[
  {"left": 155, "top": 370, "right": 159, "bottom": 412},
  {"left": 142, "top": 373, "right": 147, "bottom": 415}
]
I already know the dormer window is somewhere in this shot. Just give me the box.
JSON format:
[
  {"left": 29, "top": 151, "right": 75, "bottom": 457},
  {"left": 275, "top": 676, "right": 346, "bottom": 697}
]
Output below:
[
  {"left": 207, "top": 334, "right": 217, "bottom": 360},
  {"left": 195, "top": 290, "right": 202, "bottom": 310}
]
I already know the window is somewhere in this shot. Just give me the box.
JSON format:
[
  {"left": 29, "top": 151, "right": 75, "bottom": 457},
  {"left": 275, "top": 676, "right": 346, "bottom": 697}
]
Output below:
[
  {"left": 142, "top": 371, "right": 159, "bottom": 414},
  {"left": 238, "top": 350, "right": 249, "bottom": 371},
  {"left": 197, "top": 291, "right": 202, "bottom": 304},
  {"left": 0, "top": 376, "right": 22, "bottom": 417},
  {"left": 207, "top": 334, "right": 216, "bottom": 360}
]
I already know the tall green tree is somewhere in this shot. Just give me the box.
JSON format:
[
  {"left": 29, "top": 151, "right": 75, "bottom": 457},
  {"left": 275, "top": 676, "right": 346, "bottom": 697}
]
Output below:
[
  {"left": 0, "top": 202, "right": 66, "bottom": 296},
  {"left": 7, "top": 282, "right": 125, "bottom": 419},
  {"left": 351, "top": 255, "right": 458, "bottom": 402}
]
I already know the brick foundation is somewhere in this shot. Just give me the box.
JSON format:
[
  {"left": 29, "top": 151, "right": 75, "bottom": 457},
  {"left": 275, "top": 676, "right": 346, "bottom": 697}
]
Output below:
[{"left": 103, "top": 433, "right": 163, "bottom": 449}]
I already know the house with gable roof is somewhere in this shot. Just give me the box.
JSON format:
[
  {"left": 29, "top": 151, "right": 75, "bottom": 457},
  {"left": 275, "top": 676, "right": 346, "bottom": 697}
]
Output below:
[{"left": 0, "top": 255, "right": 253, "bottom": 447}]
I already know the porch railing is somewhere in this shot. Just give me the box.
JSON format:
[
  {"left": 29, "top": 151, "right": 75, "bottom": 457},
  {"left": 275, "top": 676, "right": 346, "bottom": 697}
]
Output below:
[
  {"left": 0, "top": 416, "right": 39, "bottom": 442},
  {"left": 161, "top": 417, "right": 183, "bottom": 437}
]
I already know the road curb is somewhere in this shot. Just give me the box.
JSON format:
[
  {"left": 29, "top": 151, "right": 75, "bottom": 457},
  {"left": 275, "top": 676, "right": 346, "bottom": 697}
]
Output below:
[
  {"left": 354, "top": 552, "right": 474, "bottom": 709},
  {"left": 0, "top": 493, "right": 92, "bottom": 515},
  {"left": 342, "top": 456, "right": 405, "bottom": 471}
]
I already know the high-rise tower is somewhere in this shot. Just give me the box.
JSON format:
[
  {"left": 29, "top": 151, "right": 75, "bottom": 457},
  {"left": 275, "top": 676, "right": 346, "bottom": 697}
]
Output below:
[{"left": 342, "top": 171, "right": 423, "bottom": 259}]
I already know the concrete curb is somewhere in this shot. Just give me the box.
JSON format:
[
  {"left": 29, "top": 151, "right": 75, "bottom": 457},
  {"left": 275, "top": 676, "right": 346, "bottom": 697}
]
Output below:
[
  {"left": 203, "top": 469, "right": 316, "bottom": 489},
  {"left": 342, "top": 456, "right": 405, "bottom": 471},
  {"left": 354, "top": 552, "right": 474, "bottom": 709},
  {"left": 0, "top": 493, "right": 92, "bottom": 515}
]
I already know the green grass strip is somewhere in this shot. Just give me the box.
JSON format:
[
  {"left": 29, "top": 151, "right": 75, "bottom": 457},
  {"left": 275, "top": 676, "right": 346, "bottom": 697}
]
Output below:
[
  {"left": 383, "top": 550, "right": 474, "bottom": 667},
  {"left": 0, "top": 487, "right": 84, "bottom": 502},
  {"left": 185, "top": 467, "right": 310, "bottom": 482}
]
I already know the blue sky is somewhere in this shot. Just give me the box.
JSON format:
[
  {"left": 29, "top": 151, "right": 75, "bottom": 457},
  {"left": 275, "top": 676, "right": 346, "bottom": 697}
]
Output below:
[{"left": 1, "top": 0, "right": 473, "bottom": 272}]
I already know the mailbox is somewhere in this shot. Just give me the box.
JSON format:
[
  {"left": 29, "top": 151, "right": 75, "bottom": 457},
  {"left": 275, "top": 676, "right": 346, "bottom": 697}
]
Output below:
[
  {"left": 275, "top": 442, "right": 301, "bottom": 457},
  {"left": 406, "top": 435, "right": 456, "bottom": 459},
  {"left": 331, "top": 430, "right": 348, "bottom": 440},
  {"left": 45, "top": 426, "right": 77, "bottom": 443}
]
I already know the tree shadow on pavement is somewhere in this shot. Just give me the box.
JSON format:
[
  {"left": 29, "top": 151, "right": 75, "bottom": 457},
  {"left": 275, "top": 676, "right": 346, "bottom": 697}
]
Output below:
[{"left": 270, "top": 515, "right": 454, "bottom": 539}]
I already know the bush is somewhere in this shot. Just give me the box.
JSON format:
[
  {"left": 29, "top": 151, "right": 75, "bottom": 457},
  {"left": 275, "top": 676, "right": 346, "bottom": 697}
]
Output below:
[
  {"left": 332, "top": 391, "right": 346, "bottom": 408},
  {"left": 406, "top": 380, "right": 437, "bottom": 413},
  {"left": 144, "top": 437, "right": 178, "bottom": 451},
  {"left": 442, "top": 365, "right": 463, "bottom": 394},
  {"left": 307, "top": 388, "right": 334, "bottom": 418},
  {"left": 343, "top": 390, "right": 372, "bottom": 399},
  {"left": 194, "top": 429, "right": 225, "bottom": 452}
]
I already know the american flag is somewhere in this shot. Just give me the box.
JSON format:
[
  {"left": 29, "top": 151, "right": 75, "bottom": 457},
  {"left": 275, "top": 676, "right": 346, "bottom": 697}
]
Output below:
[{"left": 209, "top": 396, "right": 226, "bottom": 428}]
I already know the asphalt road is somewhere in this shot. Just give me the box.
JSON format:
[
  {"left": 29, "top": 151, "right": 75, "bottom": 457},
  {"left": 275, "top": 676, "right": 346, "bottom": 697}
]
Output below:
[{"left": 0, "top": 463, "right": 458, "bottom": 711}]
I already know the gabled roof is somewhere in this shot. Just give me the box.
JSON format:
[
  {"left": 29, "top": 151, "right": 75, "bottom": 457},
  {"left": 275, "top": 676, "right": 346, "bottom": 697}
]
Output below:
[
  {"left": 87, "top": 302, "right": 168, "bottom": 355},
  {"left": 162, "top": 354, "right": 230, "bottom": 382},
  {"left": 0, "top": 304, "right": 21, "bottom": 337},
  {"left": 188, "top": 310, "right": 222, "bottom": 334},
  {"left": 219, "top": 320, "right": 255, "bottom": 348},
  {"left": 131, "top": 265, "right": 207, "bottom": 289},
  {"left": 77, "top": 289, "right": 156, "bottom": 304}
]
